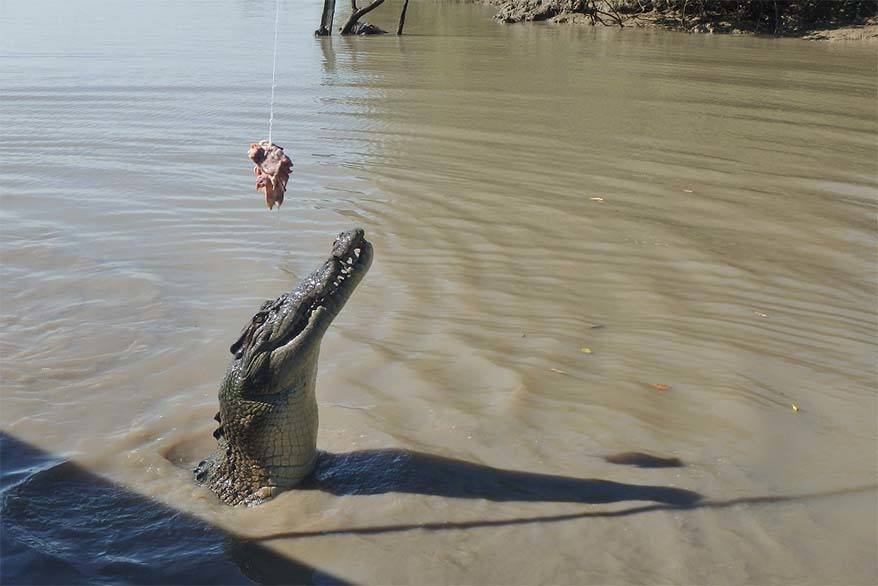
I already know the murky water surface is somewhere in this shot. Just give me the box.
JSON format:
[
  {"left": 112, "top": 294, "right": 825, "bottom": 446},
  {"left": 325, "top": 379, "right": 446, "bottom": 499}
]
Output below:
[{"left": 1, "top": 1, "right": 876, "bottom": 584}]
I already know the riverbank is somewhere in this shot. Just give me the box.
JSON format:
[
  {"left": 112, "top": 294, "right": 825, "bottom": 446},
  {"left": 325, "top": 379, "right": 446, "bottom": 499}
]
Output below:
[{"left": 482, "top": 0, "right": 878, "bottom": 41}]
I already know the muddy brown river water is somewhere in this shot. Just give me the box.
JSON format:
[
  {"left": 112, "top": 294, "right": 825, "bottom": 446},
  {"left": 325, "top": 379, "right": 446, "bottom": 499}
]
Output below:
[{"left": 1, "top": 1, "right": 876, "bottom": 584}]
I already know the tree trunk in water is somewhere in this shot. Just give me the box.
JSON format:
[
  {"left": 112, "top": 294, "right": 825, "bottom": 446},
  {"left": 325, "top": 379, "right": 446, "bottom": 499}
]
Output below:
[
  {"left": 396, "top": 0, "right": 410, "bottom": 35},
  {"left": 340, "top": 0, "right": 385, "bottom": 34},
  {"left": 315, "top": 0, "right": 336, "bottom": 36}
]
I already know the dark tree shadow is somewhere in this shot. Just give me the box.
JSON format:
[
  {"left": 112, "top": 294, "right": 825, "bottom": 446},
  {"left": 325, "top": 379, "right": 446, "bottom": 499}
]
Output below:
[
  {"left": 252, "top": 483, "right": 876, "bottom": 543},
  {"left": 248, "top": 450, "right": 873, "bottom": 543},
  {"left": 5, "top": 432, "right": 874, "bottom": 583},
  {"left": 603, "top": 452, "right": 684, "bottom": 468},
  {"left": 300, "top": 449, "right": 701, "bottom": 506},
  {"left": 0, "top": 432, "right": 351, "bottom": 586}
]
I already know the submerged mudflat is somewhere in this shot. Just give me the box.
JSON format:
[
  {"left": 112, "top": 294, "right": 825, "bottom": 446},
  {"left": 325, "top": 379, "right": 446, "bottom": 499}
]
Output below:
[{"left": 1, "top": 1, "right": 876, "bottom": 584}]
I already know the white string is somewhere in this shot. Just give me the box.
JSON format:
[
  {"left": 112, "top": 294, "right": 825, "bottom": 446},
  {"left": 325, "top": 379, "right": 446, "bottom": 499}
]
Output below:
[{"left": 267, "top": 0, "right": 281, "bottom": 144}]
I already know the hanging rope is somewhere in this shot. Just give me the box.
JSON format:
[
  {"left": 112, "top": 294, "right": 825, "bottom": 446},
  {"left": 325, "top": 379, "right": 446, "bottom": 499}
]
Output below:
[{"left": 267, "top": 0, "right": 281, "bottom": 144}]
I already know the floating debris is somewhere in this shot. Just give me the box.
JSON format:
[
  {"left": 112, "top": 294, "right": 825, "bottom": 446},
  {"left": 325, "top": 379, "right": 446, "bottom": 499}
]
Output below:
[
  {"left": 550, "top": 368, "right": 570, "bottom": 375},
  {"left": 792, "top": 403, "right": 800, "bottom": 412},
  {"left": 581, "top": 347, "right": 593, "bottom": 354},
  {"left": 754, "top": 311, "right": 769, "bottom": 318},
  {"left": 590, "top": 197, "right": 604, "bottom": 202},
  {"left": 649, "top": 383, "right": 670, "bottom": 392}
]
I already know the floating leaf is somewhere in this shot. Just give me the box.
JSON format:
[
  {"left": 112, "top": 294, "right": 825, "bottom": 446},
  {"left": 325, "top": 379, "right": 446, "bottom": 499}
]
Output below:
[
  {"left": 581, "top": 347, "right": 593, "bottom": 354},
  {"left": 649, "top": 383, "right": 670, "bottom": 392},
  {"left": 792, "top": 403, "right": 800, "bottom": 412},
  {"left": 590, "top": 197, "right": 604, "bottom": 202},
  {"left": 754, "top": 311, "right": 768, "bottom": 318},
  {"left": 550, "top": 368, "right": 570, "bottom": 375},
  {"left": 683, "top": 189, "right": 694, "bottom": 193}
]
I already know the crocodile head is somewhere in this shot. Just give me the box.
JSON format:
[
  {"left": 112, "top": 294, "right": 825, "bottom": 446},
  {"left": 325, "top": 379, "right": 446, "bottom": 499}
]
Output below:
[
  {"left": 225, "top": 228, "right": 373, "bottom": 398},
  {"left": 196, "top": 228, "right": 373, "bottom": 505}
]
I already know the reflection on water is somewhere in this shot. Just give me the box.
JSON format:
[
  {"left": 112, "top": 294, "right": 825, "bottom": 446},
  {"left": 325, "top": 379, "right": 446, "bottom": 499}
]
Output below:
[{"left": 1, "top": 0, "right": 876, "bottom": 584}]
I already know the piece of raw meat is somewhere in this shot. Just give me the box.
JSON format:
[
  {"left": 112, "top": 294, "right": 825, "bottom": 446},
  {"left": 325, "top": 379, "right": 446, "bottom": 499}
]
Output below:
[{"left": 248, "top": 141, "right": 293, "bottom": 210}]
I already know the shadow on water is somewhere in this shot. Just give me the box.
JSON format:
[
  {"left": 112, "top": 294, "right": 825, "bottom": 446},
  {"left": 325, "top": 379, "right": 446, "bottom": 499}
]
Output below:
[
  {"left": 4, "top": 433, "right": 875, "bottom": 583},
  {"left": 2, "top": 435, "right": 703, "bottom": 585},
  {"left": 301, "top": 449, "right": 701, "bottom": 505},
  {"left": 0, "top": 432, "right": 350, "bottom": 586},
  {"left": 603, "top": 451, "right": 684, "bottom": 468},
  {"left": 249, "top": 449, "right": 871, "bottom": 542}
]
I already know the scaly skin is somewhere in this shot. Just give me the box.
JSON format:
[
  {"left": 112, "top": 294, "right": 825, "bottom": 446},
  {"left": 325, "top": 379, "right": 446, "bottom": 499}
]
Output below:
[{"left": 195, "top": 229, "right": 373, "bottom": 506}]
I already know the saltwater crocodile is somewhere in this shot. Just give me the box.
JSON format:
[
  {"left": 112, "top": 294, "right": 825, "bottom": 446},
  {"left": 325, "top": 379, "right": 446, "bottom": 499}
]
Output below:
[{"left": 195, "top": 228, "right": 373, "bottom": 505}]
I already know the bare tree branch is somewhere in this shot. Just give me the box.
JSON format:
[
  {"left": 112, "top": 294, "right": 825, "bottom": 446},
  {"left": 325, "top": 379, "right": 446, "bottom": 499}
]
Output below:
[
  {"left": 397, "top": 0, "right": 410, "bottom": 35},
  {"left": 315, "top": 0, "right": 337, "bottom": 36},
  {"left": 603, "top": 1, "right": 626, "bottom": 27},
  {"left": 340, "top": 0, "right": 385, "bottom": 34}
]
